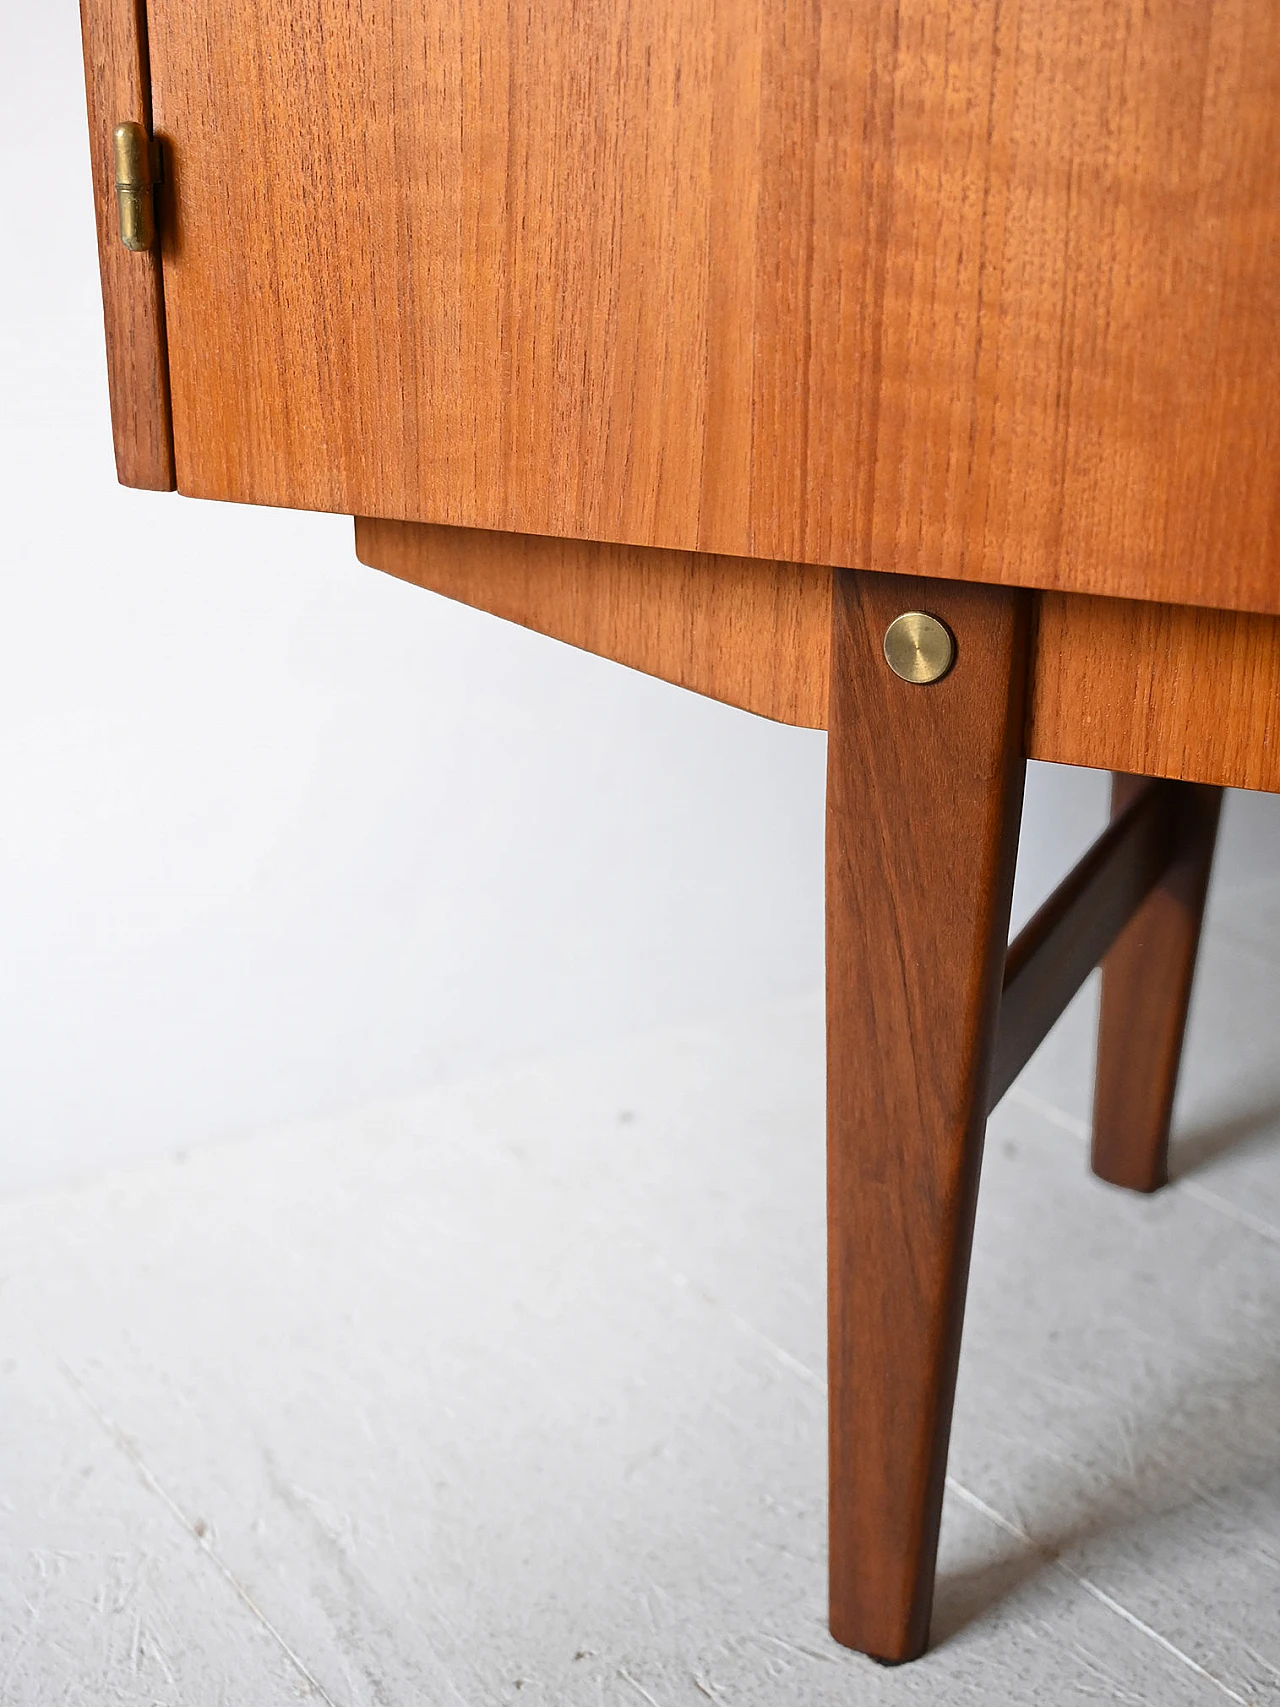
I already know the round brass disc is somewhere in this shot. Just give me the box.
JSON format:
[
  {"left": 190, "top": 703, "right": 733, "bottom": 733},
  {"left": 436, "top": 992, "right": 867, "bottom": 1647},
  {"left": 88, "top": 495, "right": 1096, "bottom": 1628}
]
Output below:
[{"left": 882, "top": 611, "right": 955, "bottom": 684}]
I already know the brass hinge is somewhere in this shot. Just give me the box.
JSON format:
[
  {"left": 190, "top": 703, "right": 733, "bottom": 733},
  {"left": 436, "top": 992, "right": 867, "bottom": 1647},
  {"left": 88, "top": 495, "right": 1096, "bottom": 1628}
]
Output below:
[{"left": 112, "top": 121, "right": 162, "bottom": 252}]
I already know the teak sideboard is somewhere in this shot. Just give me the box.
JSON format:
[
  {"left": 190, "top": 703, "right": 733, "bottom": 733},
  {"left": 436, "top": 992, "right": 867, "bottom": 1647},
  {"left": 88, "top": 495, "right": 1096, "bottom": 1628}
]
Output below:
[{"left": 80, "top": 0, "right": 1279, "bottom": 1664}]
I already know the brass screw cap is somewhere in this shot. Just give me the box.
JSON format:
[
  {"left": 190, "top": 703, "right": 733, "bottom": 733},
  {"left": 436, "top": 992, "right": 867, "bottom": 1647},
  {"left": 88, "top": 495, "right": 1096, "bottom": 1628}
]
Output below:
[{"left": 882, "top": 611, "right": 955, "bottom": 684}]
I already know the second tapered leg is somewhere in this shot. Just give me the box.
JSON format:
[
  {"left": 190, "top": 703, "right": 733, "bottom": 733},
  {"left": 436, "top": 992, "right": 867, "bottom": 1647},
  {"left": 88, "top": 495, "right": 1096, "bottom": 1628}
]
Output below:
[{"left": 1092, "top": 774, "right": 1222, "bottom": 1192}]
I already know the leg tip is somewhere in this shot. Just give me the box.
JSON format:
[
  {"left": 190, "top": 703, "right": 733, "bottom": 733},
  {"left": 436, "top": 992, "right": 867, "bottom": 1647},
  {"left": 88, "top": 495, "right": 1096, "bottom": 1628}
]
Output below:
[{"left": 829, "top": 1610, "right": 929, "bottom": 1665}]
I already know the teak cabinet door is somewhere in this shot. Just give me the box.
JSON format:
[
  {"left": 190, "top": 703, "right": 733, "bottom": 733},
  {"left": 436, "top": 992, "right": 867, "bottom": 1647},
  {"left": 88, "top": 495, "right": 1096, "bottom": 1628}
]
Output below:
[{"left": 144, "top": 0, "right": 1280, "bottom": 616}]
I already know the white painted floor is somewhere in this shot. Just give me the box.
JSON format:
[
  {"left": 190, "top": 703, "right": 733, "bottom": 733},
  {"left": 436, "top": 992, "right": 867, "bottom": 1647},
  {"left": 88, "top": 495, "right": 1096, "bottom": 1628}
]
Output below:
[{"left": 3, "top": 778, "right": 1278, "bottom": 1705}]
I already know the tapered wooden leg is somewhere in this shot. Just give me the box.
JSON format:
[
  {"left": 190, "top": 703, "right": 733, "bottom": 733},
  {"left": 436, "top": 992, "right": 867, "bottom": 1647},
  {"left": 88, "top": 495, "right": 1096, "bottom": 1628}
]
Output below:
[
  {"left": 1091, "top": 774, "right": 1223, "bottom": 1192},
  {"left": 826, "top": 570, "right": 1030, "bottom": 1662}
]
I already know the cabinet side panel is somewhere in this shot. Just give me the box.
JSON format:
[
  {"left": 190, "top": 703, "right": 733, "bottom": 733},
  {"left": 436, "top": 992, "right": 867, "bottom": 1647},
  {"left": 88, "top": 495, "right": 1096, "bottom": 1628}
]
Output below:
[
  {"left": 79, "top": 0, "right": 174, "bottom": 490},
  {"left": 152, "top": 0, "right": 1279, "bottom": 612}
]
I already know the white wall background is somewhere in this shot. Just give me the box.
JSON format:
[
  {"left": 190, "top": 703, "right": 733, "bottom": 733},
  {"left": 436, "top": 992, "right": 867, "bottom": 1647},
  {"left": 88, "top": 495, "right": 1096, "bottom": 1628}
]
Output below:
[{"left": 2, "top": 7, "right": 1122, "bottom": 1198}]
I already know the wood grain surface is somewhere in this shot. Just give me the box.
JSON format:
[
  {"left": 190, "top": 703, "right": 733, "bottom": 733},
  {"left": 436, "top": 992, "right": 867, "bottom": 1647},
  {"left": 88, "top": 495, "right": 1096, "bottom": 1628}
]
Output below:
[
  {"left": 1092, "top": 775, "right": 1223, "bottom": 1194},
  {"left": 358, "top": 521, "right": 1280, "bottom": 791},
  {"left": 79, "top": 0, "right": 174, "bottom": 490},
  {"left": 826, "top": 570, "right": 1029, "bottom": 1660},
  {"left": 147, "top": 0, "right": 1280, "bottom": 614},
  {"left": 1028, "top": 595, "right": 1280, "bottom": 794},
  {"left": 355, "top": 519, "right": 831, "bottom": 728}
]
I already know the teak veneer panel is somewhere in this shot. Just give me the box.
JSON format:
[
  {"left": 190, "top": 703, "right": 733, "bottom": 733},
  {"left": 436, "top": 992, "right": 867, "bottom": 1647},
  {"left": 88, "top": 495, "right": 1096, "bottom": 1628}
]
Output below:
[
  {"left": 151, "top": 0, "right": 1280, "bottom": 615},
  {"left": 79, "top": 0, "right": 174, "bottom": 490},
  {"left": 356, "top": 519, "right": 832, "bottom": 729},
  {"left": 1028, "top": 596, "right": 1280, "bottom": 794},
  {"left": 359, "top": 521, "right": 1280, "bottom": 795}
]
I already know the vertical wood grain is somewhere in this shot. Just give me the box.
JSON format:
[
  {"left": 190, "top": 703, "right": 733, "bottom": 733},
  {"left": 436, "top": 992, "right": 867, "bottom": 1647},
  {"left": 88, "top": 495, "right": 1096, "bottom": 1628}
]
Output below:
[
  {"left": 1092, "top": 776, "right": 1223, "bottom": 1193},
  {"left": 147, "top": 0, "right": 1280, "bottom": 612},
  {"left": 1027, "top": 595, "right": 1280, "bottom": 794},
  {"left": 826, "top": 570, "right": 1029, "bottom": 1660},
  {"left": 79, "top": 0, "right": 174, "bottom": 490}
]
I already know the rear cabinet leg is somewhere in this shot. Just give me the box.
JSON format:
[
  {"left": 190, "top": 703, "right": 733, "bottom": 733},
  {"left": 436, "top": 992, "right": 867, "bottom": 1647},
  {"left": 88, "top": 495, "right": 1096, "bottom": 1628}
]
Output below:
[
  {"left": 1091, "top": 774, "right": 1223, "bottom": 1192},
  {"left": 826, "top": 570, "right": 1030, "bottom": 1662}
]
